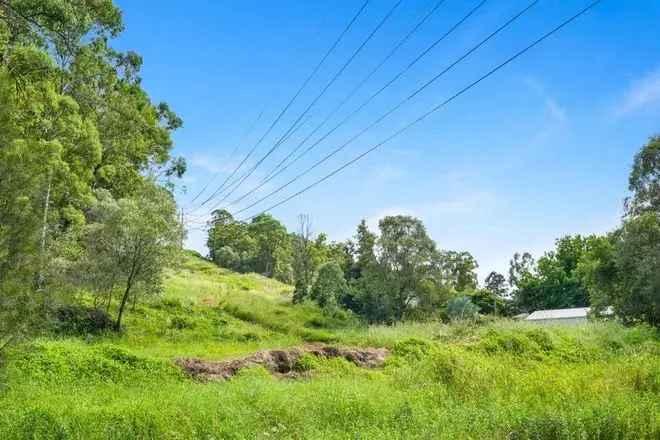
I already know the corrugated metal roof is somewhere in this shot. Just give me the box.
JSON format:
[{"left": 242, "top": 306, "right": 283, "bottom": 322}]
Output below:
[{"left": 526, "top": 307, "right": 589, "bottom": 320}]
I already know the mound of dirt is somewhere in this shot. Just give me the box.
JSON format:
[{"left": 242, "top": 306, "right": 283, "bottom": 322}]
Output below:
[{"left": 176, "top": 344, "right": 389, "bottom": 381}]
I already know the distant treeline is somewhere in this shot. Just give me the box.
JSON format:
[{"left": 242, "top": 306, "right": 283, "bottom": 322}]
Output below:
[{"left": 208, "top": 136, "right": 660, "bottom": 327}]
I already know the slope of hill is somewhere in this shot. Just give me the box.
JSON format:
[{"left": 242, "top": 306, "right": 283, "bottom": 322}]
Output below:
[{"left": 0, "top": 253, "right": 658, "bottom": 439}]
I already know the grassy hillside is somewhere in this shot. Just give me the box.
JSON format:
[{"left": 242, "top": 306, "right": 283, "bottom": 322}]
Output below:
[{"left": 0, "top": 253, "right": 658, "bottom": 439}]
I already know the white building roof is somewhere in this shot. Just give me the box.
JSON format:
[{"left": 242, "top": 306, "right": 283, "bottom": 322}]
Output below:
[{"left": 526, "top": 307, "right": 590, "bottom": 320}]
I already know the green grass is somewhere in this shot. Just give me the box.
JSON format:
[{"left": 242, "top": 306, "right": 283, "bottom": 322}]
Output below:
[{"left": 1, "top": 252, "right": 658, "bottom": 439}]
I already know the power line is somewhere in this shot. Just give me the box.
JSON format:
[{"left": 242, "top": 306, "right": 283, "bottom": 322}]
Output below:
[
  {"left": 228, "top": 0, "right": 532, "bottom": 215},
  {"left": 260, "top": 0, "right": 448, "bottom": 185},
  {"left": 213, "top": 0, "right": 404, "bottom": 208},
  {"left": 187, "top": 0, "right": 370, "bottom": 213},
  {"left": 197, "top": 111, "right": 314, "bottom": 214},
  {"left": 184, "top": 109, "right": 263, "bottom": 207},
  {"left": 224, "top": 0, "right": 488, "bottom": 210},
  {"left": 184, "top": 112, "right": 313, "bottom": 220},
  {"left": 236, "top": 0, "right": 602, "bottom": 221}
]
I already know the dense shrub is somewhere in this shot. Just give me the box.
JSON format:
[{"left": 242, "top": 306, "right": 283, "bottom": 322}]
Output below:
[
  {"left": 478, "top": 328, "right": 552, "bottom": 359},
  {"left": 310, "top": 262, "right": 349, "bottom": 309},
  {"left": 294, "top": 353, "right": 320, "bottom": 372},
  {"left": 53, "top": 305, "right": 114, "bottom": 335},
  {"left": 169, "top": 315, "right": 196, "bottom": 330},
  {"left": 10, "top": 340, "right": 181, "bottom": 384},
  {"left": 392, "top": 338, "right": 434, "bottom": 361}
]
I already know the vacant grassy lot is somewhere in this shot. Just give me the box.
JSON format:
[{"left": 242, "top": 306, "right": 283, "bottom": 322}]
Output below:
[{"left": 1, "top": 254, "right": 658, "bottom": 439}]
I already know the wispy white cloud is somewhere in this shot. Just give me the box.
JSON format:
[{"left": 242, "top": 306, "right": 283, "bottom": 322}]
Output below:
[
  {"left": 545, "top": 99, "right": 568, "bottom": 124},
  {"left": 615, "top": 67, "right": 660, "bottom": 116},
  {"left": 189, "top": 153, "right": 226, "bottom": 174},
  {"left": 364, "top": 206, "right": 416, "bottom": 232},
  {"left": 189, "top": 151, "right": 249, "bottom": 175},
  {"left": 523, "top": 77, "right": 568, "bottom": 125},
  {"left": 369, "top": 164, "right": 406, "bottom": 185},
  {"left": 363, "top": 190, "right": 499, "bottom": 236}
]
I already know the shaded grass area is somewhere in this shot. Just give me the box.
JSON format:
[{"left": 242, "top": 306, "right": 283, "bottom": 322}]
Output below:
[{"left": 0, "top": 253, "right": 658, "bottom": 439}]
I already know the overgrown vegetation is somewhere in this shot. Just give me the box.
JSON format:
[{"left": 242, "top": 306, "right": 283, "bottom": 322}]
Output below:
[
  {"left": 0, "top": 252, "right": 657, "bottom": 439},
  {"left": 0, "top": 0, "right": 185, "bottom": 341}
]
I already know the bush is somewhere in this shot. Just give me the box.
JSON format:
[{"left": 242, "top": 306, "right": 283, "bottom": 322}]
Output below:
[
  {"left": 392, "top": 338, "right": 434, "bottom": 361},
  {"left": 478, "top": 328, "right": 545, "bottom": 358},
  {"left": 11, "top": 340, "right": 181, "bottom": 384},
  {"left": 310, "top": 262, "right": 349, "bottom": 308},
  {"left": 445, "top": 296, "right": 480, "bottom": 322},
  {"left": 294, "top": 354, "right": 320, "bottom": 372},
  {"left": 168, "top": 315, "right": 196, "bottom": 330},
  {"left": 53, "top": 305, "right": 113, "bottom": 335}
]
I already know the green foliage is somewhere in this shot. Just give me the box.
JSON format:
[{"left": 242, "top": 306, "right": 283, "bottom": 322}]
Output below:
[
  {"left": 0, "top": 255, "right": 659, "bottom": 439},
  {"left": 478, "top": 327, "right": 554, "bottom": 359},
  {"left": 466, "top": 287, "right": 507, "bottom": 315},
  {"left": 438, "top": 250, "right": 479, "bottom": 291},
  {"left": 168, "top": 315, "right": 196, "bottom": 330},
  {"left": 74, "top": 183, "right": 182, "bottom": 330},
  {"left": 294, "top": 353, "right": 321, "bottom": 372},
  {"left": 206, "top": 210, "right": 293, "bottom": 282},
  {"left": 626, "top": 135, "right": 660, "bottom": 215},
  {"left": 53, "top": 304, "right": 113, "bottom": 335},
  {"left": 291, "top": 214, "right": 314, "bottom": 303},
  {"left": 510, "top": 235, "right": 592, "bottom": 312},
  {"left": 445, "top": 296, "right": 480, "bottom": 321},
  {"left": 8, "top": 340, "right": 181, "bottom": 384},
  {"left": 357, "top": 216, "right": 443, "bottom": 322},
  {"left": 391, "top": 338, "right": 434, "bottom": 361},
  {"left": 580, "top": 214, "right": 660, "bottom": 327},
  {"left": 310, "top": 261, "right": 349, "bottom": 309},
  {"left": 1, "top": 2, "right": 660, "bottom": 434},
  {"left": 0, "top": 0, "right": 184, "bottom": 339},
  {"left": 612, "top": 213, "right": 660, "bottom": 326},
  {"left": 485, "top": 271, "right": 506, "bottom": 293}
]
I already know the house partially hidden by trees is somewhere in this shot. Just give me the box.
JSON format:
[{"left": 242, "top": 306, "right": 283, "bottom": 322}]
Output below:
[{"left": 525, "top": 307, "right": 613, "bottom": 325}]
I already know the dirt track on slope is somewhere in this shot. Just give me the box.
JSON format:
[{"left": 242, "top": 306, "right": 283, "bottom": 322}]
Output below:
[{"left": 176, "top": 345, "right": 389, "bottom": 381}]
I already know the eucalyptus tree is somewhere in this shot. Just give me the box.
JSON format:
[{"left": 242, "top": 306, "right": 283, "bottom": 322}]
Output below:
[{"left": 79, "top": 184, "right": 181, "bottom": 330}]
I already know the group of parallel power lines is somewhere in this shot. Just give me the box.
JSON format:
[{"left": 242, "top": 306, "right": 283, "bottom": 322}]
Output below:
[{"left": 183, "top": 0, "right": 603, "bottom": 231}]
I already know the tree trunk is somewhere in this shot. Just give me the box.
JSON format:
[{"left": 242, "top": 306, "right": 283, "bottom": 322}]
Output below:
[
  {"left": 115, "top": 280, "right": 133, "bottom": 331},
  {"left": 105, "top": 292, "right": 113, "bottom": 313},
  {"left": 36, "top": 170, "right": 52, "bottom": 292}
]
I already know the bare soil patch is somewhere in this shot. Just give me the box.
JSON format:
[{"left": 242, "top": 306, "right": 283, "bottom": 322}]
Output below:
[{"left": 176, "top": 344, "right": 389, "bottom": 381}]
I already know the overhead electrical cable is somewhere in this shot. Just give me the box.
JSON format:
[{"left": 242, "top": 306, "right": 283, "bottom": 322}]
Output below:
[
  {"left": 236, "top": 0, "right": 603, "bottom": 221},
  {"left": 183, "top": 112, "right": 313, "bottom": 220},
  {"left": 259, "top": 0, "right": 448, "bottom": 185},
  {"left": 184, "top": 109, "right": 264, "bottom": 207},
  {"left": 224, "top": 0, "right": 489, "bottom": 209},
  {"left": 229, "top": 0, "right": 536, "bottom": 217},
  {"left": 187, "top": 0, "right": 370, "bottom": 213},
  {"left": 213, "top": 0, "right": 404, "bottom": 208}
]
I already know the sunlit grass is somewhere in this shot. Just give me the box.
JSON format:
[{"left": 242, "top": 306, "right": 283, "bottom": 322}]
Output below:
[{"left": 1, "top": 252, "right": 658, "bottom": 439}]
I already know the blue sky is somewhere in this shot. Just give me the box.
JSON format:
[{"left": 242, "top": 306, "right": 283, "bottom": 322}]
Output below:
[{"left": 114, "top": 0, "right": 660, "bottom": 279}]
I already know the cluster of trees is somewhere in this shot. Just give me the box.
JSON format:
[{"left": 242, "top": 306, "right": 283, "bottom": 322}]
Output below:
[
  {"left": 576, "top": 136, "right": 660, "bottom": 326},
  {"left": 206, "top": 211, "right": 346, "bottom": 284},
  {"left": 0, "top": 0, "right": 184, "bottom": 340},
  {"left": 503, "top": 136, "right": 660, "bottom": 326},
  {"left": 208, "top": 137, "right": 660, "bottom": 327},
  {"left": 208, "top": 211, "right": 491, "bottom": 323}
]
